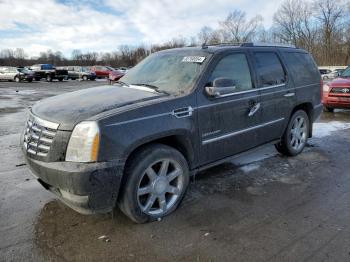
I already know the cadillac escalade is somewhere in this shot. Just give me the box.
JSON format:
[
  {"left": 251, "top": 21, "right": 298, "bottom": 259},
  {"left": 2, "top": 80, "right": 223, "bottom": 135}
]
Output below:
[{"left": 22, "top": 43, "right": 323, "bottom": 223}]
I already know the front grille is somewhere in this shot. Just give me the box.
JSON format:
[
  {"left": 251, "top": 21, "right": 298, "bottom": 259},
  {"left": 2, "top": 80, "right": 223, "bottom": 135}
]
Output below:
[
  {"left": 23, "top": 114, "right": 59, "bottom": 157},
  {"left": 330, "top": 87, "right": 350, "bottom": 95}
]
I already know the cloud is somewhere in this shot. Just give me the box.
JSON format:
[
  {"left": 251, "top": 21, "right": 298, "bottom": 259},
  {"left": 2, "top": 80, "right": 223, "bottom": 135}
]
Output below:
[{"left": 0, "top": 0, "right": 286, "bottom": 57}]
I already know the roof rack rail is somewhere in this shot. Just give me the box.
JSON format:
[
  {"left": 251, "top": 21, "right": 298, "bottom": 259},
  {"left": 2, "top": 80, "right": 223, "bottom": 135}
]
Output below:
[
  {"left": 201, "top": 42, "right": 296, "bottom": 49},
  {"left": 241, "top": 42, "right": 296, "bottom": 48}
]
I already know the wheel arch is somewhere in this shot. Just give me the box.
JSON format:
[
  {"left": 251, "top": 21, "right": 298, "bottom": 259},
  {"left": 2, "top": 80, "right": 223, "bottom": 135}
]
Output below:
[
  {"left": 289, "top": 102, "right": 314, "bottom": 137},
  {"left": 123, "top": 134, "right": 195, "bottom": 171}
]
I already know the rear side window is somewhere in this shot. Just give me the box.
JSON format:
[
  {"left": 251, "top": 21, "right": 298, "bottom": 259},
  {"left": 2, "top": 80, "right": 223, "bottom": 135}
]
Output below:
[
  {"left": 209, "top": 53, "right": 253, "bottom": 92},
  {"left": 253, "top": 52, "right": 286, "bottom": 87},
  {"left": 283, "top": 52, "right": 319, "bottom": 86}
]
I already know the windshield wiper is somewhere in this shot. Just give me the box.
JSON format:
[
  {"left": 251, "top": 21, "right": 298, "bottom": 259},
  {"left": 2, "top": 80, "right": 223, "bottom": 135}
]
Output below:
[
  {"left": 132, "top": 83, "right": 170, "bottom": 95},
  {"left": 115, "top": 80, "right": 129, "bottom": 86}
]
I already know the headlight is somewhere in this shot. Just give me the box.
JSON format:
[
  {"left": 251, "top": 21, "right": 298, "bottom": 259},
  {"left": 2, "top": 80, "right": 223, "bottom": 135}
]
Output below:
[
  {"left": 323, "top": 84, "right": 330, "bottom": 92},
  {"left": 65, "top": 121, "right": 100, "bottom": 162}
]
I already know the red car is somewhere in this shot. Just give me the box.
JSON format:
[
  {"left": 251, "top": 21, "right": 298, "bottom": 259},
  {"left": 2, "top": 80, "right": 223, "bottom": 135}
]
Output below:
[
  {"left": 90, "top": 65, "right": 115, "bottom": 78},
  {"left": 322, "top": 66, "right": 350, "bottom": 112},
  {"left": 108, "top": 70, "right": 125, "bottom": 84}
]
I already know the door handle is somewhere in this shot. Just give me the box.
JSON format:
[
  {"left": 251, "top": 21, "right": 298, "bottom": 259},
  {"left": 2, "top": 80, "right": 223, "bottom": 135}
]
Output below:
[
  {"left": 284, "top": 92, "right": 295, "bottom": 97},
  {"left": 248, "top": 102, "right": 261, "bottom": 117}
]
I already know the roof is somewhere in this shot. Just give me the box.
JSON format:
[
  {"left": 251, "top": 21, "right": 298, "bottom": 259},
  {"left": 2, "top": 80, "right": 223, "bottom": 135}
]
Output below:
[{"left": 159, "top": 42, "right": 298, "bottom": 55}]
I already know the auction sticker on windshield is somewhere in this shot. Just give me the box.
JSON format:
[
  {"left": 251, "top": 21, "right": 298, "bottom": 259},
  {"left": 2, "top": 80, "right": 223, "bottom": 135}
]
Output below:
[{"left": 182, "top": 56, "right": 206, "bottom": 63}]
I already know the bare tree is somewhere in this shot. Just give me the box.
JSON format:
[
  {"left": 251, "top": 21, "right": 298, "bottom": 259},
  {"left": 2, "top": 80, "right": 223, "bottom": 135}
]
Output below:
[
  {"left": 314, "top": 0, "right": 347, "bottom": 64},
  {"left": 273, "top": 0, "right": 317, "bottom": 52},
  {"left": 219, "top": 10, "right": 263, "bottom": 43},
  {"left": 198, "top": 26, "right": 214, "bottom": 44}
]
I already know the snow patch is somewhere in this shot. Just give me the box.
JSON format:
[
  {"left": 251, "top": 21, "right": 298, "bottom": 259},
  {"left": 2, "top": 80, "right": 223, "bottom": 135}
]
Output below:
[
  {"left": 240, "top": 162, "right": 261, "bottom": 173},
  {"left": 313, "top": 121, "right": 350, "bottom": 138}
]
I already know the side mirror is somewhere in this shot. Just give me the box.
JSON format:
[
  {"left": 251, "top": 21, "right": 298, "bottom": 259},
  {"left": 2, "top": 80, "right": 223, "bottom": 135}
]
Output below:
[{"left": 205, "top": 78, "right": 237, "bottom": 97}]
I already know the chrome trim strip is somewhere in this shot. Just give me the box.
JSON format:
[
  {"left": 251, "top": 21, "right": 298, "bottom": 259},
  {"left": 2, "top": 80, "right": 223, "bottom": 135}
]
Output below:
[
  {"left": 29, "top": 112, "right": 59, "bottom": 130},
  {"left": 202, "top": 118, "right": 285, "bottom": 145},
  {"left": 215, "top": 84, "right": 287, "bottom": 98},
  {"left": 295, "top": 83, "right": 317, "bottom": 89},
  {"left": 258, "top": 84, "right": 286, "bottom": 91},
  {"left": 217, "top": 88, "right": 259, "bottom": 98}
]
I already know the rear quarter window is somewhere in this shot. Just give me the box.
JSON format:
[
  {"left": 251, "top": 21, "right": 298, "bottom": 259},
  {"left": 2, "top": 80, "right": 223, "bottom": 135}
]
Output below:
[{"left": 283, "top": 52, "right": 319, "bottom": 86}]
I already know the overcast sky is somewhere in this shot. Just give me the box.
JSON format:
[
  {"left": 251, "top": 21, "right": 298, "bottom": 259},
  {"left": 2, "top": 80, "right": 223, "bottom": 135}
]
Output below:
[{"left": 0, "top": 0, "right": 286, "bottom": 57}]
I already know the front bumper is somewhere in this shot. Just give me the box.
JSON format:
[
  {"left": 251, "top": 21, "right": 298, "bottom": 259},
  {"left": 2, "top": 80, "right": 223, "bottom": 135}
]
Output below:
[
  {"left": 322, "top": 94, "right": 350, "bottom": 108},
  {"left": 25, "top": 156, "right": 124, "bottom": 214},
  {"left": 20, "top": 75, "right": 33, "bottom": 81}
]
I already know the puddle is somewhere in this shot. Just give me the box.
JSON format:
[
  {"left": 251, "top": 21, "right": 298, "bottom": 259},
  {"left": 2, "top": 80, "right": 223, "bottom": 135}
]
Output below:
[{"left": 0, "top": 107, "right": 25, "bottom": 114}]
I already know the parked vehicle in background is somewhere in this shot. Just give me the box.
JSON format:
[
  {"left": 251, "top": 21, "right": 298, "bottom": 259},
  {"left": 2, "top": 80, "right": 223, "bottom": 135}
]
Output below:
[
  {"left": 108, "top": 70, "right": 125, "bottom": 84},
  {"left": 22, "top": 43, "right": 322, "bottom": 223},
  {"left": 333, "top": 68, "right": 345, "bottom": 77},
  {"left": 30, "top": 64, "right": 68, "bottom": 82},
  {"left": 90, "top": 65, "right": 115, "bottom": 78},
  {"left": 60, "top": 66, "right": 96, "bottom": 81},
  {"left": 322, "top": 66, "right": 350, "bottom": 112},
  {"left": 319, "top": 69, "right": 334, "bottom": 80},
  {"left": 116, "top": 67, "right": 128, "bottom": 74},
  {"left": 0, "top": 66, "right": 33, "bottom": 82}
]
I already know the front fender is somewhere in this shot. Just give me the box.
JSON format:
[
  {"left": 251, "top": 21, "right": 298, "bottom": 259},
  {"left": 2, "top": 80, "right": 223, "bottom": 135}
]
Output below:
[{"left": 98, "top": 112, "right": 197, "bottom": 166}]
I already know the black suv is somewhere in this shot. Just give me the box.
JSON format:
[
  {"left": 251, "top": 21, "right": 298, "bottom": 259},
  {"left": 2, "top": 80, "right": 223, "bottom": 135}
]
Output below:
[
  {"left": 22, "top": 43, "right": 322, "bottom": 223},
  {"left": 31, "top": 64, "right": 68, "bottom": 82}
]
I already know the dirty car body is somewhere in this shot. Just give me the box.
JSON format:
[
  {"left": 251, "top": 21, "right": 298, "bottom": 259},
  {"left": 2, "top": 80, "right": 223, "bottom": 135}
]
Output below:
[{"left": 22, "top": 43, "right": 322, "bottom": 221}]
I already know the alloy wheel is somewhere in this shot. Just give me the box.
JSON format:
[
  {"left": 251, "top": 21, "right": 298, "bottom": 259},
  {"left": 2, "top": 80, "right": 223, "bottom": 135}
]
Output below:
[
  {"left": 290, "top": 116, "right": 307, "bottom": 151},
  {"left": 137, "top": 159, "right": 184, "bottom": 216}
]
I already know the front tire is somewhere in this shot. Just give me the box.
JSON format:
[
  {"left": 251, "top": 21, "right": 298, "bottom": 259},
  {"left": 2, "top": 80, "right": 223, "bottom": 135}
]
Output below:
[
  {"left": 14, "top": 76, "right": 20, "bottom": 82},
  {"left": 46, "top": 75, "right": 52, "bottom": 82},
  {"left": 82, "top": 75, "right": 88, "bottom": 81},
  {"left": 118, "top": 144, "right": 189, "bottom": 223},
  {"left": 275, "top": 110, "right": 310, "bottom": 156}
]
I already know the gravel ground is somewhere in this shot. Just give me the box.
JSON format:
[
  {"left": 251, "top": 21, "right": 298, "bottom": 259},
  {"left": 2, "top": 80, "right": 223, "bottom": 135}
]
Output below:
[{"left": 1, "top": 80, "right": 350, "bottom": 262}]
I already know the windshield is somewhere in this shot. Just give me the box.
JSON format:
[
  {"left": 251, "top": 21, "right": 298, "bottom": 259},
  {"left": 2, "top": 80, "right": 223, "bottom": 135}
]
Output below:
[
  {"left": 341, "top": 67, "right": 350, "bottom": 77},
  {"left": 18, "top": 68, "right": 31, "bottom": 73},
  {"left": 106, "top": 66, "right": 115, "bottom": 71},
  {"left": 120, "top": 50, "right": 209, "bottom": 95}
]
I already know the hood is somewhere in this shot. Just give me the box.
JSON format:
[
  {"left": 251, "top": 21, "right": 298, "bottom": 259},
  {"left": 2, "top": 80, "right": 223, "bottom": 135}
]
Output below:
[
  {"left": 328, "top": 77, "right": 350, "bottom": 87},
  {"left": 31, "top": 85, "right": 161, "bottom": 130}
]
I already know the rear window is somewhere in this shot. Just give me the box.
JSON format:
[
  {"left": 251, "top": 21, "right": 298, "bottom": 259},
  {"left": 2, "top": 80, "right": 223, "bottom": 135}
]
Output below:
[
  {"left": 41, "top": 64, "right": 54, "bottom": 70},
  {"left": 253, "top": 52, "right": 286, "bottom": 87},
  {"left": 283, "top": 52, "right": 319, "bottom": 86}
]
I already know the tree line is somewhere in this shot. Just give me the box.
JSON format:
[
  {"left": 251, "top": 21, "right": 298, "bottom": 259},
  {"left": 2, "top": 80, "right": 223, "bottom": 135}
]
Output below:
[{"left": 0, "top": 0, "right": 349, "bottom": 67}]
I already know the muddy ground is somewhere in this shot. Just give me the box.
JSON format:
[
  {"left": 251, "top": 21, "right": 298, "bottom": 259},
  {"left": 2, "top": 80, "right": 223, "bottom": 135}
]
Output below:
[{"left": 1, "top": 80, "right": 350, "bottom": 262}]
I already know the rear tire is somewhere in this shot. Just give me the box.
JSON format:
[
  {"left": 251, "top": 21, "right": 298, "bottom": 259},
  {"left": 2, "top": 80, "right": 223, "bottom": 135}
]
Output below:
[
  {"left": 275, "top": 110, "right": 310, "bottom": 156},
  {"left": 323, "top": 106, "right": 334, "bottom": 112},
  {"left": 58, "top": 77, "right": 64, "bottom": 81},
  {"left": 27, "top": 79, "right": 33, "bottom": 83},
  {"left": 118, "top": 144, "right": 189, "bottom": 223},
  {"left": 82, "top": 75, "right": 88, "bottom": 81}
]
